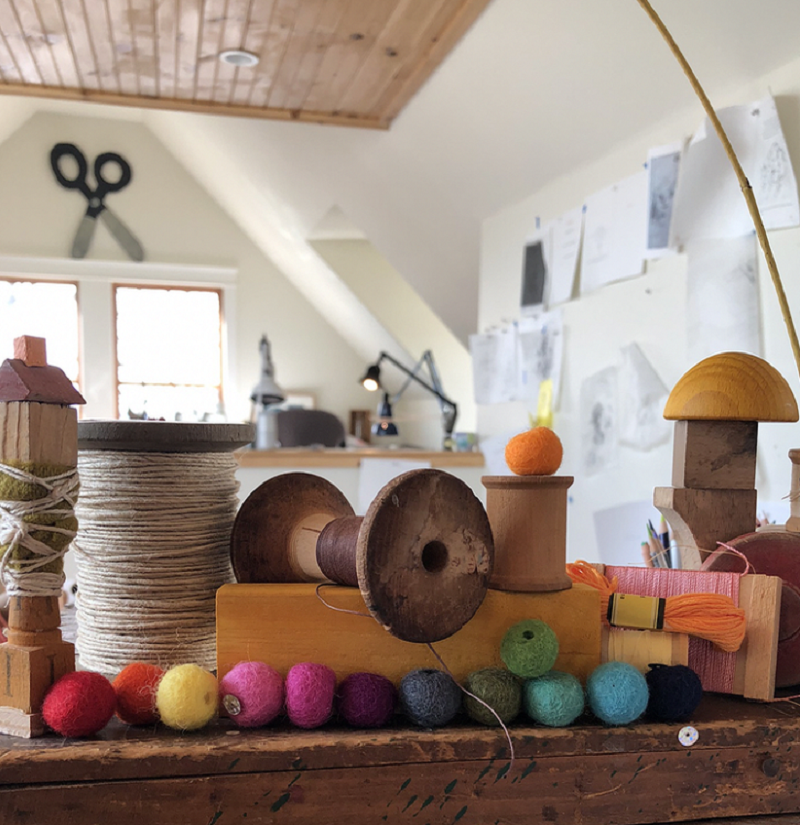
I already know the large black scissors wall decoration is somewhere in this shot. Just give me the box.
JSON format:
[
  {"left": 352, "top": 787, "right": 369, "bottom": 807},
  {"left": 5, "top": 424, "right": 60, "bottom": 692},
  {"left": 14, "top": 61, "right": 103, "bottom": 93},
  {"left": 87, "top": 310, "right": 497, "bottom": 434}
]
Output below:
[{"left": 50, "top": 143, "right": 145, "bottom": 262}]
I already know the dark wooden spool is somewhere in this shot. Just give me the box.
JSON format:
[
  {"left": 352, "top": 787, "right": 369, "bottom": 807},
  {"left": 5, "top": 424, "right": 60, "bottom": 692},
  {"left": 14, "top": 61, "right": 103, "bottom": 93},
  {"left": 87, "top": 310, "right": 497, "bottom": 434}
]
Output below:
[{"left": 230, "top": 469, "right": 495, "bottom": 643}]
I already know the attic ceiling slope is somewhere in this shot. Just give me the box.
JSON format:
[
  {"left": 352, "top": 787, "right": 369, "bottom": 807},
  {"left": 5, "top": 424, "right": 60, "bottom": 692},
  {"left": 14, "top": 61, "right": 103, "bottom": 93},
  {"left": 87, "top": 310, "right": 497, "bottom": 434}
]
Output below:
[{"left": 0, "top": 0, "right": 492, "bottom": 128}]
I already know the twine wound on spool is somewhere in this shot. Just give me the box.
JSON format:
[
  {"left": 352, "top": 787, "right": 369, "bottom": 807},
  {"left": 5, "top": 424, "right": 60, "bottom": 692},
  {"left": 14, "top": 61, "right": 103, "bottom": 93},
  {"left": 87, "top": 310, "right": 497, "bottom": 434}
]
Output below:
[
  {"left": 73, "top": 450, "right": 240, "bottom": 675},
  {"left": 0, "top": 462, "right": 79, "bottom": 597}
]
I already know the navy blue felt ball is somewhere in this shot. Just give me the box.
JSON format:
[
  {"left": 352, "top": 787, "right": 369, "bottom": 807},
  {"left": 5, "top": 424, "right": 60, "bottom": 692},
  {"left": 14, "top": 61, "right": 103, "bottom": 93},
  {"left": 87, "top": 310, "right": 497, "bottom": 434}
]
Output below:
[{"left": 646, "top": 664, "right": 703, "bottom": 722}]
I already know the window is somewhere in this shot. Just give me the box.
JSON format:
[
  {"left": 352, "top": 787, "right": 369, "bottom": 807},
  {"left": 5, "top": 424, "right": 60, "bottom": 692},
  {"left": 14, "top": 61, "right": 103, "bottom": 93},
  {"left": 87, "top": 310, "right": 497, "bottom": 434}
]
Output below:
[
  {"left": 114, "top": 285, "right": 224, "bottom": 421},
  {"left": 0, "top": 278, "right": 80, "bottom": 382}
]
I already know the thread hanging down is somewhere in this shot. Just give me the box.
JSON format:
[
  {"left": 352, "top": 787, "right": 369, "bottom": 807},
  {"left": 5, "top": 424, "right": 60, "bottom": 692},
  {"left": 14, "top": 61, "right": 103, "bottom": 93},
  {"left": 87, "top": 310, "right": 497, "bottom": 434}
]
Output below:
[{"left": 73, "top": 450, "right": 239, "bottom": 675}]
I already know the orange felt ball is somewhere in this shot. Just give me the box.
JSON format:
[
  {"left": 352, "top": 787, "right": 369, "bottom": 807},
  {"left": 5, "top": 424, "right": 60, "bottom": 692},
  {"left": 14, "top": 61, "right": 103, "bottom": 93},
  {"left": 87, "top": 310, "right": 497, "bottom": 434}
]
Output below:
[
  {"left": 113, "top": 662, "right": 165, "bottom": 725},
  {"left": 505, "top": 427, "right": 563, "bottom": 475}
]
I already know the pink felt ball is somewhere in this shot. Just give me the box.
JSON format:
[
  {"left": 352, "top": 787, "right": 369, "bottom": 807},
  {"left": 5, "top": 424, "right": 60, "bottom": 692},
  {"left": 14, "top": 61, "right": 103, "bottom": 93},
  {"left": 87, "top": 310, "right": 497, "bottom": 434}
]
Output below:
[
  {"left": 219, "top": 661, "right": 284, "bottom": 728},
  {"left": 285, "top": 663, "right": 336, "bottom": 729},
  {"left": 337, "top": 672, "right": 397, "bottom": 728},
  {"left": 42, "top": 671, "right": 117, "bottom": 737}
]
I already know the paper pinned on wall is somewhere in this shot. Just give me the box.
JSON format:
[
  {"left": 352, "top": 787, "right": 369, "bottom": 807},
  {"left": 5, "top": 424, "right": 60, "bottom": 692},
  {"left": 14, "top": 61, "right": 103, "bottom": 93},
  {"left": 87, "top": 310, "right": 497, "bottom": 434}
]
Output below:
[
  {"left": 479, "top": 430, "right": 519, "bottom": 476},
  {"left": 686, "top": 234, "right": 761, "bottom": 364},
  {"left": 580, "top": 171, "right": 648, "bottom": 295},
  {"left": 593, "top": 500, "right": 665, "bottom": 567},
  {"left": 548, "top": 206, "right": 583, "bottom": 305},
  {"left": 617, "top": 342, "right": 671, "bottom": 451},
  {"left": 580, "top": 366, "right": 619, "bottom": 476},
  {"left": 517, "top": 309, "right": 564, "bottom": 407},
  {"left": 670, "top": 95, "right": 800, "bottom": 245},
  {"left": 646, "top": 142, "right": 683, "bottom": 259},
  {"left": 469, "top": 325, "right": 519, "bottom": 404},
  {"left": 358, "top": 457, "right": 431, "bottom": 515}
]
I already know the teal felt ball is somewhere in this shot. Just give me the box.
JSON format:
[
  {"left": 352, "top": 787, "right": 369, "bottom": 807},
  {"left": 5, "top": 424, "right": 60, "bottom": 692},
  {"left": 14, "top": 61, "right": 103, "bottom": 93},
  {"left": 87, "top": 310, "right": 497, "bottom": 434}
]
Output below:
[
  {"left": 500, "top": 619, "right": 559, "bottom": 679},
  {"left": 463, "top": 667, "right": 521, "bottom": 726},
  {"left": 586, "top": 662, "right": 649, "bottom": 726},
  {"left": 523, "top": 671, "right": 585, "bottom": 727}
]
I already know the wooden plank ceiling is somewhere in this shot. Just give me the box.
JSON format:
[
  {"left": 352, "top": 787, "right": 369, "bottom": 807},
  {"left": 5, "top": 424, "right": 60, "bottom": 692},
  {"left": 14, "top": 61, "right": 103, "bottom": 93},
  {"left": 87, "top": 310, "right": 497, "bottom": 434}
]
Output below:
[{"left": 0, "top": 0, "right": 492, "bottom": 129}]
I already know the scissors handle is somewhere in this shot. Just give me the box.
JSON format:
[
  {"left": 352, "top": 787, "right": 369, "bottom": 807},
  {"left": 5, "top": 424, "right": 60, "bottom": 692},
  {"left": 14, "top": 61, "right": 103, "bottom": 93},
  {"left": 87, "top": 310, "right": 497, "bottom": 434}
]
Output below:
[
  {"left": 50, "top": 143, "right": 91, "bottom": 197},
  {"left": 94, "top": 153, "right": 132, "bottom": 200}
]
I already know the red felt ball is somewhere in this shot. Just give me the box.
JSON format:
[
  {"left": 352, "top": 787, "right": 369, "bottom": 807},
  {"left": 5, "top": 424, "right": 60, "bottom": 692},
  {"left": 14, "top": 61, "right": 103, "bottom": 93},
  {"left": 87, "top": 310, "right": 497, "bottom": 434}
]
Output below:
[
  {"left": 42, "top": 671, "right": 117, "bottom": 737},
  {"left": 113, "top": 662, "right": 165, "bottom": 725}
]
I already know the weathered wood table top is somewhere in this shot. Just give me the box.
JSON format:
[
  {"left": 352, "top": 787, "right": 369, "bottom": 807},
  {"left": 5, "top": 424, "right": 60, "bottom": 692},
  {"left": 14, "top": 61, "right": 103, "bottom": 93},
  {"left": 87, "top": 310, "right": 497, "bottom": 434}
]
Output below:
[{"left": 2, "top": 695, "right": 800, "bottom": 824}]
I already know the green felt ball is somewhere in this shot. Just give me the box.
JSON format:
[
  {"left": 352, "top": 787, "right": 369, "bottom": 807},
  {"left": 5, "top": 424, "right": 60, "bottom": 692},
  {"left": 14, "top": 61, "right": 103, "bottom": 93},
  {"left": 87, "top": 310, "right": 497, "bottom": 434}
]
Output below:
[
  {"left": 463, "top": 667, "right": 521, "bottom": 726},
  {"left": 500, "top": 619, "right": 559, "bottom": 679},
  {"left": 524, "top": 671, "right": 585, "bottom": 727}
]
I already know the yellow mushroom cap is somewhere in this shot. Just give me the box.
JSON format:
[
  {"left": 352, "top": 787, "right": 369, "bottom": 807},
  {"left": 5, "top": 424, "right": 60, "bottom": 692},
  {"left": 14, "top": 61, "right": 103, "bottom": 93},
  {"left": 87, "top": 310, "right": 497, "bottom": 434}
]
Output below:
[{"left": 664, "top": 352, "right": 798, "bottom": 422}]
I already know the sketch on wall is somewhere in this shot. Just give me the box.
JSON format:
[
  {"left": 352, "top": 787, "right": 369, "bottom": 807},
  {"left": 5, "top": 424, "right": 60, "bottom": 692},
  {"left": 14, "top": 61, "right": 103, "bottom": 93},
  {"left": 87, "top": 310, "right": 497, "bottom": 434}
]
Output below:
[
  {"left": 580, "top": 367, "right": 618, "bottom": 475},
  {"left": 646, "top": 142, "right": 683, "bottom": 257},
  {"left": 617, "top": 343, "right": 671, "bottom": 451}
]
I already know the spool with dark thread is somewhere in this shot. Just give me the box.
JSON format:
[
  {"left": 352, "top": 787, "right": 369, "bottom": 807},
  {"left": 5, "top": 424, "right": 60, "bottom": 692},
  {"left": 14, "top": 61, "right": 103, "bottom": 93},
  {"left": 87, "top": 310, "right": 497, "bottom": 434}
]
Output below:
[{"left": 231, "top": 469, "right": 494, "bottom": 643}]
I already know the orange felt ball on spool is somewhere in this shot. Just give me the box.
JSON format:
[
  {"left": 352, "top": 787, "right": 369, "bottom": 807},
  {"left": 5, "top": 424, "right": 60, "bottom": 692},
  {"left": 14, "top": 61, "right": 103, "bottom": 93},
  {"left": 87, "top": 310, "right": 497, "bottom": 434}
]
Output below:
[
  {"left": 113, "top": 662, "right": 165, "bottom": 725},
  {"left": 505, "top": 427, "right": 563, "bottom": 475}
]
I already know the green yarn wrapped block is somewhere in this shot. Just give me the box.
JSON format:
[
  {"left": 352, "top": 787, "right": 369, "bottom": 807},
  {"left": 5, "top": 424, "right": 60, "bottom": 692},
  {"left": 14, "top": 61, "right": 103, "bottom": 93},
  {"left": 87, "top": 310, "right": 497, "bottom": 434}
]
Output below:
[
  {"left": 463, "top": 667, "right": 521, "bottom": 726},
  {"left": 500, "top": 619, "right": 559, "bottom": 679},
  {"left": 0, "top": 461, "right": 77, "bottom": 577}
]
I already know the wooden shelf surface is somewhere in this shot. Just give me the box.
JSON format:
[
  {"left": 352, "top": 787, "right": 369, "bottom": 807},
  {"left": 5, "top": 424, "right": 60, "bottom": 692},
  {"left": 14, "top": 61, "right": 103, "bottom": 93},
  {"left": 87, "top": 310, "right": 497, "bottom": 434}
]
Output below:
[
  {"left": 235, "top": 447, "right": 485, "bottom": 468},
  {"left": 2, "top": 695, "right": 799, "bottom": 824}
]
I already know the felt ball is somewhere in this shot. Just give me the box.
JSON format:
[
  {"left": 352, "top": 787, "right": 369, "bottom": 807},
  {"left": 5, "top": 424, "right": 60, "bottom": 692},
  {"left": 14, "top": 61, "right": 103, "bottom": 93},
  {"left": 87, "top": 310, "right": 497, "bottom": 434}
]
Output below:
[
  {"left": 285, "top": 663, "right": 336, "bottom": 729},
  {"left": 646, "top": 664, "right": 703, "bottom": 722},
  {"left": 113, "top": 662, "right": 164, "bottom": 725},
  {"left": 523, "top": 671, "right": 585, "bottom": 727},
  {"left": 337, "top": 672, "right": 397, "bottom": 728},
  {"left": 505, "top": 427, "right": 563, "bottom": 476},
  {"left": 463, "top": 667, "right": 521, "bottom": 726},
  {"left": 501, "top": 619, "right": 559, "bottom": 679},
  {"left": 156, "top": 664, "right": 218, "bottom": 731},
  {"left": 219, "top": 661, "right": 284, "bottom": 728},
  {"left": 586, "top": 662, "right": 649, "bottom": 726},
  {"left": 42, "top": 670, "right": 116, "bottom": 737},
  {"left": 399, "top": 668, "right": 462, "bottom": 727}
]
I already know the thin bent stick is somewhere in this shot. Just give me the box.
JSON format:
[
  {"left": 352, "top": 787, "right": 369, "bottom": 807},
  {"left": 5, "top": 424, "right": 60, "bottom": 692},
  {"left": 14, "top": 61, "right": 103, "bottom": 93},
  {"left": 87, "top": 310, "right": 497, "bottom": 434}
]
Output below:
[{"left": 636, "top": 0, "right": 800, "bottom": 381}]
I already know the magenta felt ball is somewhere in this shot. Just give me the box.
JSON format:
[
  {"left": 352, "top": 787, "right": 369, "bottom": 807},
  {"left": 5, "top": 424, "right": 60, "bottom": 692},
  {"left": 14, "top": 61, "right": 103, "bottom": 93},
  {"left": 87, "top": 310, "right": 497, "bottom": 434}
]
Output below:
[
  {"left": 337, "top": 672, "right": 397, "bottom": 728},
  {"left": 219, "top": 661, "right": 284, "bottom": 728},
  {"left": 285, "top": 663, "right": 336, "bottom": 729},
  {"left": 42, "top": 671, "right": 117, "bottom": 737}
]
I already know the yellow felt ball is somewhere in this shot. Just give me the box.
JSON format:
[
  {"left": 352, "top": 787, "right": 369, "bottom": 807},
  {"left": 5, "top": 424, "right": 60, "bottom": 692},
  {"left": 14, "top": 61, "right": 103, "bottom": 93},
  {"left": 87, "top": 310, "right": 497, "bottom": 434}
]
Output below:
[
  {"left": 156, "top": 664, "right": 218, "bottom": 731},
  {"left": 505, "top": 426, "right": 563, "bottom": 475}
]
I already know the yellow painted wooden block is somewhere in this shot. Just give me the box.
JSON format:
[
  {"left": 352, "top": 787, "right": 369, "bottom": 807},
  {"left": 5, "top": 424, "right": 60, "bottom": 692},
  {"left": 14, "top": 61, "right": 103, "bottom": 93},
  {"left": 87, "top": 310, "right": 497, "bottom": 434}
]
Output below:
[{"left": 217, "top": 583, "right": 601, "bottom": 684}]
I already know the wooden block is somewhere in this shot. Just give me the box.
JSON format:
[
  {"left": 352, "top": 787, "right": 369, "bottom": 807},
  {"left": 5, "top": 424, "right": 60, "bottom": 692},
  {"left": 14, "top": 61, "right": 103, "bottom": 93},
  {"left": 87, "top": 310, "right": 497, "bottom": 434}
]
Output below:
[
  {"left": 732, "top": 574, "right": 782, "bottom": 701},
  {"left": 602, "top": 627, "right": 689, "bottom": 673},
  {"left": 654, "top": 486, "right": 756, "bottom": 567},
  {"left": 217, "top": 583, "right": 601, "bottom": 684},
  {"left": 0, "top": 707, "right": 44, "bottom": 738},
  {"left": 671, "top": 420, "right": 757, "bottom": 490},
  {"left": 13, "top": 336, "right": 46, "bottom": 368},
  {"left": 0, "top": 402, "right": 77, "bottom": 466},
  {"left": 0, "top": 640, "right": 75, "bottom": 713}
]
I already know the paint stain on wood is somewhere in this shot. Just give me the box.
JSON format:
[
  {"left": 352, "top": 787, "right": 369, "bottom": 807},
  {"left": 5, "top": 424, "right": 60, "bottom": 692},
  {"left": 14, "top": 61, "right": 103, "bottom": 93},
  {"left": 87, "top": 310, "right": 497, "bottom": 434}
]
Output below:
[
  {"left": 228, "top": 758, "right": 240, "bottom": 771},
  {"left": 444, "top": 780, "right": 457, "bottom": 794},
  {"left": 208, "top": 813, "right": 223, "bottom": 825},
  {"left": 270, "top": 792, "right": 291, "bottom": 813},
  {"left": 402, "top": 795, "right": 419, "bottom": 812},
  {"left": 453, "top": 806, "right": 468, "bottom": 822},
  {"left": 494, "top": 763, "right": 511, "bottom": 783},
  {"left": 520, "top": 760, "right": 537, "bottom": 780},
  {"left": 418, "top": 795, "right": 434, "bottom": 813}
]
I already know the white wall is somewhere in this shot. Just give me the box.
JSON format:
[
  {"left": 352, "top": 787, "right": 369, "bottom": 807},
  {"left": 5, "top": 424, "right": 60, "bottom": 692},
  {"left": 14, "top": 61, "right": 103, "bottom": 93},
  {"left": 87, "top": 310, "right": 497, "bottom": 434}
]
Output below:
[
  {"left": 478, "top": 53, "right": 800, "bottom": 564},
  {"left": 0, "top": 110, "right": 371, "bottom": 425}
]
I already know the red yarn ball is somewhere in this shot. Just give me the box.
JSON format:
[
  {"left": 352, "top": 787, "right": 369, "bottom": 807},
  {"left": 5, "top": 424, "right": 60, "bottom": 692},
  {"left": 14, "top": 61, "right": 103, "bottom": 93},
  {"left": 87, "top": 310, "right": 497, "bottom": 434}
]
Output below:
[
  {"left": 285, "top": 663, "right": 336, "bottom": 729},
  {"left": 43, "top": 671, "right": 117, "bottom": 737},
  {"left": 337, "top": 672, "right": 397, "bottom": 728},
  {"left": 113, "top": 662, "right": 165, "bottom": 725}
]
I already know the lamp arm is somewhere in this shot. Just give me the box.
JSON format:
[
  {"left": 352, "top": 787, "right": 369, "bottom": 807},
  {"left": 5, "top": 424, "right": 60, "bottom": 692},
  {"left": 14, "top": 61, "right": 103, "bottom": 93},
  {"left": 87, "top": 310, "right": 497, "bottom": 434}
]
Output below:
[{"left": 376, "top": 351, "right": 458, "bottom": 433}]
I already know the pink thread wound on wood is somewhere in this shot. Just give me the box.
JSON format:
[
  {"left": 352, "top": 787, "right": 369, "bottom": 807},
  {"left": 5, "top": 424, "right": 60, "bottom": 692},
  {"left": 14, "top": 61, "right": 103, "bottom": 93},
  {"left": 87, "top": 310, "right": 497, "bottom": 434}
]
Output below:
[{"left": 605, "top": 566, "right": 740, "bottom": 693}]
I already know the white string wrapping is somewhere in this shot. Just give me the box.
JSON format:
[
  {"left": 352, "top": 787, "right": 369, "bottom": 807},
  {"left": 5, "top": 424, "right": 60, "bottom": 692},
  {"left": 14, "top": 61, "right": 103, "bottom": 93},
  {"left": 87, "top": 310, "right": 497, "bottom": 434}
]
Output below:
[
  {"left": 0, "top": 463, "right": 79, "bottom": 597},
  {"left": 73, "top": 450, "right": 239, "bottom": 675}
]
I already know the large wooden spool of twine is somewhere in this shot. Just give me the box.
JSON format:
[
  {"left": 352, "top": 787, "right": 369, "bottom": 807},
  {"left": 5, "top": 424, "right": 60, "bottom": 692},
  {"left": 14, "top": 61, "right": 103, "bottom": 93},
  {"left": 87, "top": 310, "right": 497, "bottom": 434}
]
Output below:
[
  {"left": 230, "top": 469, "right": 494, "bottom": 643},
  {"left": 72, "top": 420, "right": 253, "bottom": 675}
]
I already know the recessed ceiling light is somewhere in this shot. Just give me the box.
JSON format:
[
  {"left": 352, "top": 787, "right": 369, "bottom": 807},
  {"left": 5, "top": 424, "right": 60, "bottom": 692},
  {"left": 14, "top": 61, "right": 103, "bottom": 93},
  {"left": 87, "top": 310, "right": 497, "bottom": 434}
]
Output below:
[{"left": 219, "top": 50, "right": 259, "bottom": 68}]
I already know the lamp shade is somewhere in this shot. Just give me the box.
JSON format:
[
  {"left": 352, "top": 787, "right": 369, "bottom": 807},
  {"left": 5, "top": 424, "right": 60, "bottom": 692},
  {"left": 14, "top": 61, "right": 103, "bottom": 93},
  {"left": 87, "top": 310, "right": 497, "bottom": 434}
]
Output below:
[
  {"left": 373, "top": 392, "right": 398, "bottom": 437},
  {"left": 361, "top": 364, "right": 381, "bottom": 392}
]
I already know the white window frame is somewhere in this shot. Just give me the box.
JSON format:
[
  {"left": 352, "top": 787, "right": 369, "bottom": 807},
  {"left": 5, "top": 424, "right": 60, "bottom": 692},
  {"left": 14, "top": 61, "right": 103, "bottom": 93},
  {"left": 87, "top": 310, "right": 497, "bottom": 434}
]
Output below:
[{"left": 0, "top": 256, "right": 237, "bottom": 421}]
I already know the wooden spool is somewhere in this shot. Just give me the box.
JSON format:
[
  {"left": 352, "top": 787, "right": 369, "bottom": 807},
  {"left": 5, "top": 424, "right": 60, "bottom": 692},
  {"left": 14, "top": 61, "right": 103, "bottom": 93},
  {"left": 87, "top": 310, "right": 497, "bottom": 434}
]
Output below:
[
  {"left": 482, "top": 475, "right": 573, "bottom": 592},
  {"left": 230, "top": 469, "right": 494, "bottom": 643}
]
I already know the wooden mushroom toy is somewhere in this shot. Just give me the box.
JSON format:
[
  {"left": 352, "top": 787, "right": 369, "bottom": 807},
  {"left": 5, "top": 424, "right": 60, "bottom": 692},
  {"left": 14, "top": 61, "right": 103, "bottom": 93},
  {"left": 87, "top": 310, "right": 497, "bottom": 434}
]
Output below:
[
  {"left": 230, "top": 469, "right": 494, "bottom": 643},
  {"left": 0, "top": 336, "right": 85, "bottom": 737},
  {"left": 654, "top": 352, "right": 798, "bottom": 569}
]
